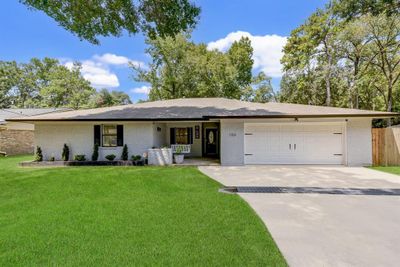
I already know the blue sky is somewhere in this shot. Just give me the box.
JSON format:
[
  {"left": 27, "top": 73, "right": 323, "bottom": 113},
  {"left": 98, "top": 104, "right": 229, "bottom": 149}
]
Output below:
[{"left": 0, "top": 0, "right": 327, "bottom": 102}]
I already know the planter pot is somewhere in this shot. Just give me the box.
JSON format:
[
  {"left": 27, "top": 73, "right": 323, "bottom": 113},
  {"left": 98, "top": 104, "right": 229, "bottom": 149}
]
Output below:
[
  {"left": 174, "top": 154, "right": 184, "bottom": 164},
  {"left": 148, "top": 148, "right": 172, "bottom": 165}
]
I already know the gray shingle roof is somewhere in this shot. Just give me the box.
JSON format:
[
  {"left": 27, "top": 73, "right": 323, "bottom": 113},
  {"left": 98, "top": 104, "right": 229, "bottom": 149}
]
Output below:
[
  {"left": 6, "top": 98, "right": 397, "bottom": 122},
  {"left": 1, "top": 108, "right": 72, "bottom": 124}
]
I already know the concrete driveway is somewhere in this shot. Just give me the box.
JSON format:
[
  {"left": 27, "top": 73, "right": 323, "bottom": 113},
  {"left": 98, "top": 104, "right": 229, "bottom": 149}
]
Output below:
[{"left": 199, "top": 165, "right": 400, "bottom": 267}]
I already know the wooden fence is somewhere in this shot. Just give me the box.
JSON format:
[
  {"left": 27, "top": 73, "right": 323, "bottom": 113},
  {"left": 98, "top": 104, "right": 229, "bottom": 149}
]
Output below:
[{"left": 372, "top": 128, "right": 400, "bottom": 166}]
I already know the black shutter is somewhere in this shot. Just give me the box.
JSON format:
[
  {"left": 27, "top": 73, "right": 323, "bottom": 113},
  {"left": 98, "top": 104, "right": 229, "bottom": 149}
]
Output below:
[
  {"left": 187, "top": 127, "right": 193, "bottom": 144},
  {"left": 117, "top": 125, "right": 124, "bottom": 146},
  {"left": 94, "top": 125, "right": 101, "bottom": 146},
  {"left": 170, "top": 128, "right": 176, "bottom": 144}
]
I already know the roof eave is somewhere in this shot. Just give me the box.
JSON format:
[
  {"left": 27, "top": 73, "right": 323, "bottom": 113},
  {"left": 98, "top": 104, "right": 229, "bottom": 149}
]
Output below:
[{"left": 5, "top": 112, "right": 399, "bottom": 122}]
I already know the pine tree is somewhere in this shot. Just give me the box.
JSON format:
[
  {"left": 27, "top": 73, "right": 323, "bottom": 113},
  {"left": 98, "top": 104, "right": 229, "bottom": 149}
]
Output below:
[
  {"left": 62, "top": 144, "right": 69, "bottom": 161},
  {"left": 35, "top": 146, "right": 43, "bottom": 162},
  {"left": 92, "top": 143, "right": 99, "bottom": 161},
  {"left": 121, "top": 144, "right": 128, "bottom": 161}
]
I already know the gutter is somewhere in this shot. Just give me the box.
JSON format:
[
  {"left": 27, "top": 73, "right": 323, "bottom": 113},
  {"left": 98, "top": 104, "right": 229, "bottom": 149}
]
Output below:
[{"left": 5, "top": 112, "right": 399, "bottom": 123}]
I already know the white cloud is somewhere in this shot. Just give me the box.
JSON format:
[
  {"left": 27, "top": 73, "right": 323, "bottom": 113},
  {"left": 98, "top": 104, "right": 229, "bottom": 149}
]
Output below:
[
  {"left": 207, "top": 31, "right": 287, "bottom": 77},
  {"left": 63, "top": 53, "right": 145, "bottom": 88},
  {"left": 93, "top": 53, "right": 144, "bottom": 68},
  {"left": 64, "top": 59, "right": 119, "bottom": 88},
  {"left": 130, "top": 85, "right": 151, "bottom": 94}
]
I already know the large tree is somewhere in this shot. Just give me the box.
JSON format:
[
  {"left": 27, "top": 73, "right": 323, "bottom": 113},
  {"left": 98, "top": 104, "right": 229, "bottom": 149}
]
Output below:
[
  {"left": 131, "top": 33, "right": 258, "bottom": 101},
  {"left": 40, "top": 62, "right": 95, "bottom": 109},
  {"left": 20, "top": 0, "right": 201, "bottom": 44},
  {"left": 90, "top": 88, "right": 132, "bottom": 107},
  {"left": 0, "top": 58, "right": 96, "bottom": 108},
  {"left": 280, "top": 0, "right": 400, "bottom": 117}
]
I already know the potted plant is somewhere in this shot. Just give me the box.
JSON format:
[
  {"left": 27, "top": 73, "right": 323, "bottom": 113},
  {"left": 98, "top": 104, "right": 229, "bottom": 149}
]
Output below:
[{"left": 173, "top": 146, "right": 184, "bottom": 164}]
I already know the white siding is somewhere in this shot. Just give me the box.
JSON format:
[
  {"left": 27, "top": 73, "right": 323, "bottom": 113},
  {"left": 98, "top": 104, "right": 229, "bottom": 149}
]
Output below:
[
  {"left": 35, "top": 122, "right": 153, "bottom": 161},
  {"left": 153, "top": 123, "right": 167, "bottom": 148},
  {"left": 220, "top": 120, "right": 244, "bottom": 165},
  {"left": 346, "top": 118, "right": 372, "bottom": 166}
]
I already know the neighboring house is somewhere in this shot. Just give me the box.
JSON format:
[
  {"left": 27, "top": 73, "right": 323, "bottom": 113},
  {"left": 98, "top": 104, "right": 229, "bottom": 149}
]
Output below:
[
  {"left": 0, "top": 108, "right": 71, "bottom": 155},
  {"left": 7, "top": 98, "right": 397, "bottom": 166}
]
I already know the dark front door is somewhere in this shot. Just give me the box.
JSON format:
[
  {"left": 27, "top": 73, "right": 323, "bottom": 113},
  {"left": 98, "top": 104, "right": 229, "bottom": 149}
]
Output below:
[{"left": 204, "top": 128, "right": 218, "bottom": 157}]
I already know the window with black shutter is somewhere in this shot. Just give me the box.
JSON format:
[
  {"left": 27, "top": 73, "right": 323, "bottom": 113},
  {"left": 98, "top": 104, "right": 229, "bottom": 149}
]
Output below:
[
  {"left": 94, "top": 125, "right": 101, "bottom": 145},
  {"left": 170, "top": 128, "right": 176, "bottom": 144},
  {"left": 117, "top": 125, "right": 123, "bottom": 146},
  {"left": 187, "top": 127, "right": 193, "bottom": 144}
]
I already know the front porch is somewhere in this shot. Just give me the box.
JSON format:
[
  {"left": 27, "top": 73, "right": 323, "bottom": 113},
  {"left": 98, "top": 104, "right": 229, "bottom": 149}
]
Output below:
[{"left": 150, "top": 121, "right": 221, "bottom": 165}]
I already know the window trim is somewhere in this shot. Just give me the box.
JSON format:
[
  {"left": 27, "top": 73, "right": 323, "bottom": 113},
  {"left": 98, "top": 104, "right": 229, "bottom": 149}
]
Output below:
[
  {"left": 170, "top": 127, "right": 193, "bottom": 145},
  {"left": 102, "top": 124, "right": 118, "bottom": 147}
]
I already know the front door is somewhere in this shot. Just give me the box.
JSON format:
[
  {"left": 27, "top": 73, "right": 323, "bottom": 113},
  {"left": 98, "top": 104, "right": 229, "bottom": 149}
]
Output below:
[{"left": 204, "top": 128, "right": 218, "bottom": 157}]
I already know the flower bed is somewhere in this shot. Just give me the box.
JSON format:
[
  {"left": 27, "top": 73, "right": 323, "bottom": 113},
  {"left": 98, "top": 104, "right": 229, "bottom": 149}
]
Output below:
[{"left": 19, "top": 160, "right": 146, "bottom": 167}]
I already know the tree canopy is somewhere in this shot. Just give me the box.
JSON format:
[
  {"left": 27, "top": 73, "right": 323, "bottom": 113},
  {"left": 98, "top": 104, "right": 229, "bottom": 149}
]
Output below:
[
  {"left": 20, "top": 0, "right": 201, "bottom": 44},
  {"left": 0, "top": 58, "right": 131, "bottom": 109},
  {"left": 131, "top": 33, "right": 273, "bottom": 101},
  {"left": 280, "top": 0, "right": 400, "bottom": 118}
]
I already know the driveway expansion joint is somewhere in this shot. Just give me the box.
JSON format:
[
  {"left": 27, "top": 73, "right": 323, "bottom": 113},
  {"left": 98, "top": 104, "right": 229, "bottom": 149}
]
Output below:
[{"left": 220, "top": 186, "right": 400, "bottom": 196}]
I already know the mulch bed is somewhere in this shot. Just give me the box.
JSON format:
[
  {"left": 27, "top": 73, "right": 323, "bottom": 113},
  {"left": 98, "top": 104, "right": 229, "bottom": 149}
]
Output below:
[{"left": 20, "top": 160, "right": 145, "bottom": 167}]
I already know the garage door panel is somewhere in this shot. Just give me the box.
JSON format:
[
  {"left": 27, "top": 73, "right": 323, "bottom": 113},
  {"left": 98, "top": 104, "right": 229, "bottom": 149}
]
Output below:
[{"left": 244, "top": 123, "right": 344, "bottom": 165}]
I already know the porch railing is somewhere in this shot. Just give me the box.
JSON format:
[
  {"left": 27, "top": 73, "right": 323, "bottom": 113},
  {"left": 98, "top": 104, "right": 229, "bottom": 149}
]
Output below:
[{"left": 171, "top": 144, "right": 191, "bottom": 154}]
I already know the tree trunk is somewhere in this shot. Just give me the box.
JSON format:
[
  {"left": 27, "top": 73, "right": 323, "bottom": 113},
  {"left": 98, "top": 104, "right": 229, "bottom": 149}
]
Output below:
[
  {"left": 325, "top": 41, "right": 332, "bottom": 107},
  {"left": 387, "top": 80, "right": 393, "bottom": 126},
  {"left": 325, "top": 63, "right": 332, "bottom": 106}
]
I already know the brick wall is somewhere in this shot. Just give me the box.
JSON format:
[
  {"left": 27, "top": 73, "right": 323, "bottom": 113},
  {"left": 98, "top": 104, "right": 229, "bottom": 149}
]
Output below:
[{"left": 0, "top": 129, "right": 34, "bottom": 155}]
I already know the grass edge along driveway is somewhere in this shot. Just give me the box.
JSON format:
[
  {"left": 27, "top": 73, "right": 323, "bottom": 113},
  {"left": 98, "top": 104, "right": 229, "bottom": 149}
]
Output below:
[{"left": 0, "top": 155, "right": 286, "bottom": 266}]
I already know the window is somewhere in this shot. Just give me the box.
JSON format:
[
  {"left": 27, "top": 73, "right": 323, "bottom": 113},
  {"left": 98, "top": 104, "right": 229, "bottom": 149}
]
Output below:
[
  {"left": 170, "top": 127, "right": 193, "bottom": 144},
  {"left": 175, "top": 128, "right": 188, "bottom": 144},
  {"left": 102, "top": 125, "right": 117, "bottom": 147}
]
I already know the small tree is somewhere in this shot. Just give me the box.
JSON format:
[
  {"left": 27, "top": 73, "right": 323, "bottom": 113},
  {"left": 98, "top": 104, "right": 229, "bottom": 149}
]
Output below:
[
  {"left": 92, "top": 143, "right": 99, "bottom": 161},
  {"left": 35, "top": 146, "right": 43, "bottom": 162},
  {"left": 62, "top": 144, "right": 70, "bottom": 161},
  {"left": 121, "top": 144, "right": 128, "bottom": 160}
]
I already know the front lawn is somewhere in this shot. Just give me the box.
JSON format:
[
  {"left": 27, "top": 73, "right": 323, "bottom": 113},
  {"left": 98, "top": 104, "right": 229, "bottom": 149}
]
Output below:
[
  {"left": 370, "top": 166, "right": 400, "bottom": 175},
  {"left": 0, "top": 156, "right": 286, "bottom": 266}
]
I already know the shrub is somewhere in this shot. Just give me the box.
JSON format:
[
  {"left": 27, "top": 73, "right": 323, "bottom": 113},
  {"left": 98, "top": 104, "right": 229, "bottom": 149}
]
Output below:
[
  {"left": 35, "top": 146, "right": 43, "bottom": 162},
  {"left": 49, "top": 156, "right": 55, "bottom": 161},
  {"left": 74, "top": 155, "right": 86, "bottom": 161},
  {"left": 105, "top": 154, "right": 116, "bottom": 161},
  {"left": 121, "top": 144, "right": 128, "bottom": 160},
  {"left": 92, "top": 143, "right": 99, "bottom": 161},
  {"left": 131, "top": 155, "right": 142, "bottom": 161},
  {"left": 62, "top": 144, "right": 69, "bottom": 161}
]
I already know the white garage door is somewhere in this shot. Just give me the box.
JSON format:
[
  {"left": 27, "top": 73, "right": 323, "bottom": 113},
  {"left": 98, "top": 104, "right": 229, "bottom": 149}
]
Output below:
[{"left": 244, "top": 123, "right": 344, "bottom": 165}]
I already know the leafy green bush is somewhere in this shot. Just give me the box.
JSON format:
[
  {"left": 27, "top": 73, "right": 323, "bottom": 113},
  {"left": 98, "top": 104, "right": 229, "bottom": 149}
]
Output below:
[
  {"left": 35, "top": 146, "right": 43, "bottom": 162},
  {"left": 105, "top": 154, "right": 116, "bottom": 161},
  {"left": 49, "top": 156, "right": 55, "bottom": 161},
  {"left": 92, "top": 143, "right": 99, "bottom": 161},
  {"left": 131, "top": 155, "right": 142, "bottom": 161},
  {"left": 121, "top": 144, "right": 128, "bottom": 160},
  {"left": 62, "top": 144, "right": 69, "bottom": 161},
  {"left": 74, "top": 155, "right": 86, "bottom": 161}
]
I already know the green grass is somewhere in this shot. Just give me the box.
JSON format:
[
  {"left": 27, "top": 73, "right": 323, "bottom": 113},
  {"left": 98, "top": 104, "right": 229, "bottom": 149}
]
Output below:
[
  {"left": 0, "top": 155, "right": 286, "bottom": 266},
  {"left": 370, "top": 166, "right": 400, "bottom": 175}
]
